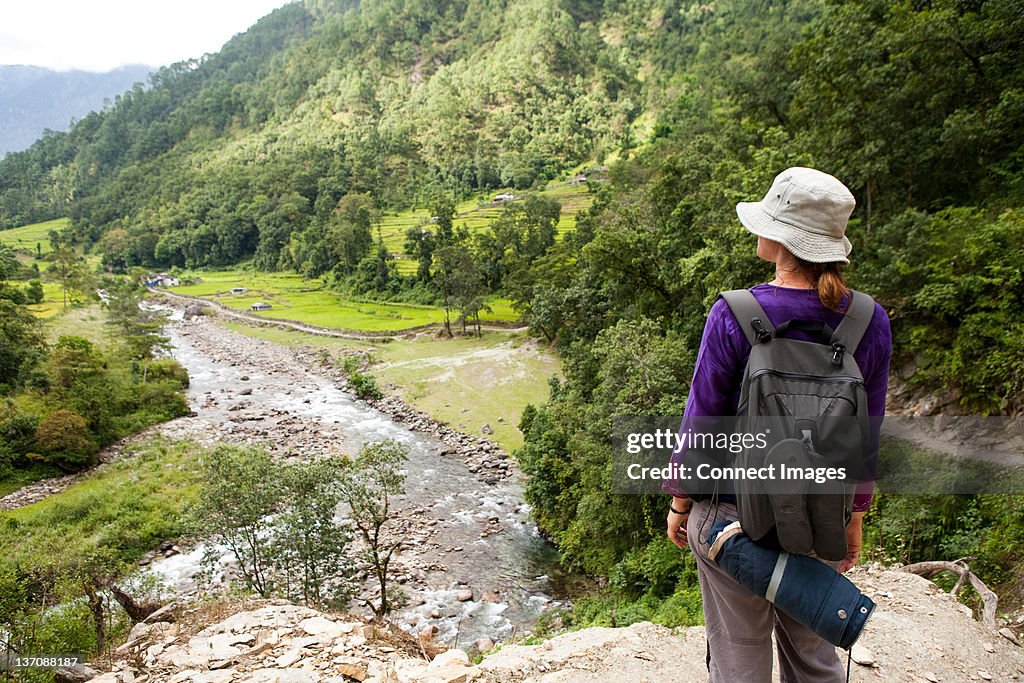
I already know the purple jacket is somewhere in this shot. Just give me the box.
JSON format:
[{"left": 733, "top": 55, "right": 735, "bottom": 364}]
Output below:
[{"left": 662, "top": 284, "right": 892, "bottom": 511}]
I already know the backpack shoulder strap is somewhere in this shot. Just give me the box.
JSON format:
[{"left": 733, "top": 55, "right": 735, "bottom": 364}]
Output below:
[
  {"left": 720, "top": 289, "right": 774, "bottom": 346},
  {"left": 831, "top": 290, "right": 876, "bottom": 355}
]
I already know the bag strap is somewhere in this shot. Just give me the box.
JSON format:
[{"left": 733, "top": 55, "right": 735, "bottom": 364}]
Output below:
[
  {"left": 831, "top": 290, "right": 876, "bottom": 355},
  {"left": 720, "top": 289, "right": 774, "bottom": 346}
]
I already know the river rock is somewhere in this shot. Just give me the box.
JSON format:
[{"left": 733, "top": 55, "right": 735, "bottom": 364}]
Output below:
[
  {"left": 1000, "top": 627, "right": 1020, "bottom": 646},
  {"left": 298, "top": 616, "right": 351, "bottom": 639},
  {"left": 183, "top": 304, "right": 208, "bottom": 320},
  {"left": 143, "top": 602, "right": 179, "bottom": 624},
  {"left": 455, "top": 589, "right": 473, "bottom": 602},
  {"left": 245, "top": 670, "right": 318, "bottom": 682},
  {"left": 850, "top": 643, "right": 875, "bottom": 666},
  {"left": 53, "top": 664, "right": 99, "bottom": 683},
  {"left": 337, "top": 662, "right": 368, "bottom": 681},
  {"left": 431, "top": 649, "right": 471, "bottom": 668},
  {"left": 275, "top": 648, "right": 304, "bottom": 668},
  {"left": 474, "top": 637, "right": 495, "bottom": 653}
]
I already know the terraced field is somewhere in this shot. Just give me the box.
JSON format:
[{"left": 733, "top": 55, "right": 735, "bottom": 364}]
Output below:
[
  {"left": 378, "top": 181, "right": 594, "bottom": 274},
  {"left": 171, "top": 269, "right": 519, "bottom": 331},
  {"left": 0, "top": 218, "right": 69, "bottom": 257}
]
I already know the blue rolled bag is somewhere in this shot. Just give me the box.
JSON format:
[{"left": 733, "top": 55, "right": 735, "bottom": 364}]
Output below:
[{"left": 706, "top": 518, "right": 875, "bottom": 650}]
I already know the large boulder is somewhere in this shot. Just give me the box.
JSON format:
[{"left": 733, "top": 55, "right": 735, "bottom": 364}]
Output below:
[{"left": 53, "top": 663, "right": 99, "bottom": 683}]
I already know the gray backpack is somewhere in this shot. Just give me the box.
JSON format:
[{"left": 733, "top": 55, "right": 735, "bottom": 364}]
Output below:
[{"left": 720, "top": 289, "right": 875, "bottom": 561}]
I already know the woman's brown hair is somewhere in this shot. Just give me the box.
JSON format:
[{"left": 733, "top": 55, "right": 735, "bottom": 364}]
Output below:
[{"left": 797, "top": 258, "right": 850, "bottom": 312}]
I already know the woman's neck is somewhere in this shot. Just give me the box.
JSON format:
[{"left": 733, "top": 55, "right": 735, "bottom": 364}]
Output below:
[{"left": 770, "top": 268, "right": 816, "bottom": 289}]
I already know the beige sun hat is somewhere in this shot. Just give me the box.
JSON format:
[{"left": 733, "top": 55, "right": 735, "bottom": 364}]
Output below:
[{"left": 736, "top": 167, "right": 856, "bottom": 264}]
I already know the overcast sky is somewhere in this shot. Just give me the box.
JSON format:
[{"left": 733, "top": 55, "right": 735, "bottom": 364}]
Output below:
[{"left": 0, "top": 0, "right": 293, "bottom": 72}]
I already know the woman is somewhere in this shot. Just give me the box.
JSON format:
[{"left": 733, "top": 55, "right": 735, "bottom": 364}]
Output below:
[{"left": 663, "top": 167, "right": 892, "bottom": 682}]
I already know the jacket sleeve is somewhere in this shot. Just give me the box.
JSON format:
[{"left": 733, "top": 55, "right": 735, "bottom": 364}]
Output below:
[{"left": 661, "top": 299, "right": 747, "bottom": 497}]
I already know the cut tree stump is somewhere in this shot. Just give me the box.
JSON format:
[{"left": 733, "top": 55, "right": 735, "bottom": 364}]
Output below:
[{"left": 900, "top": 559, "right": 998, "bottom": 629}]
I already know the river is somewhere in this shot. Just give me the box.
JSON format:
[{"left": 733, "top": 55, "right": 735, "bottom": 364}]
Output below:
[{"left": 144, "top": 308, "right": 573, "bottom": 645}]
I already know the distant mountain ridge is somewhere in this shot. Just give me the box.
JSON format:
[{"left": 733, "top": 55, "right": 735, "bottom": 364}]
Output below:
[{"left": 0, "top": 64, "right": 153, "bottom": 157}]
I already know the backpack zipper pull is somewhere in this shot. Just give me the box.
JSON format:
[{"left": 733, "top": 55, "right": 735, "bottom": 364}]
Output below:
[{"left": 831, "top": 342, "right": 846, "bottom": 367}]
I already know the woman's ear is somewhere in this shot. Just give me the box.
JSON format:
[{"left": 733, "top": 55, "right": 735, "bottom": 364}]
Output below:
[{"left": 756, "top": 236, "right": 779, "bottom": 262}]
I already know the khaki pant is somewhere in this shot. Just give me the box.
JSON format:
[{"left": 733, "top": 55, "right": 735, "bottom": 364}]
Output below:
[{"left": 687, "top": 499, "right": 847, "bottom": 682}]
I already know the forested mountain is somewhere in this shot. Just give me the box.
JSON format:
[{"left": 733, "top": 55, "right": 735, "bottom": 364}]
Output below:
[
  {"left": 1, "top": 0, "right": 1020, "bottom": 433},
  {"left": 0, "top": 0, "right": 700, "bottom": 269},
  {"left": 0, "top": 64, "right": 153, "bottom": 157}
]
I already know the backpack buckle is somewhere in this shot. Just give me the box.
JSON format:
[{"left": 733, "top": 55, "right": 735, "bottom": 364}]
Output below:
[
  {"left": 831, "top": 342, "right": 846, "bottom": 367},
  {"left": 751, "top": 318, "right": 772, "bottom": 344}
]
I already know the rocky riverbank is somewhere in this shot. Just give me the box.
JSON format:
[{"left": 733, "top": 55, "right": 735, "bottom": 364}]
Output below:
[
  {"left": 168, "top": 298, "right": 516, "bottom": 485},
  {"left": 2, "top": 301, "right": 514, "bottom": 510}
]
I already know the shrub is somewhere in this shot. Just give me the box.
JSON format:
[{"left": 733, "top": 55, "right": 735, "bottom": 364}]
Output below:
[
  {"left": 122, "top": 380, "right": 190, "bottom": 422},
  {"left": 25, "top": 279, "right": 44, "bottom": 304},
  {"left": 0, "top": 411, "right": 40, "bottom": 458},
  {"left": 34, "top": 409, "right": 98, "bottom": 471},
  {"left": 143, "top": 359, "right": 190, "bottom": 388},
  {"left": 341, "top": 356, "right": 383, "bottom": 400},
  {"left": 190, "top": 445, "right": 355, "bottom": 607}
]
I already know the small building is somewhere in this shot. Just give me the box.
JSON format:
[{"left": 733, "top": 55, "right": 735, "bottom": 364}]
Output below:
[
  {"left": 251, "top": 302, "right": 272, "bottom": 312},
  {"left": 146, "top": 272, "right": 180, "bottom": 287},
  {"left": 231, "top": 287, "right": 248, "bottom": 295},
  {"left": 493, "top": 192, "right": 515, "bottom": 203}
]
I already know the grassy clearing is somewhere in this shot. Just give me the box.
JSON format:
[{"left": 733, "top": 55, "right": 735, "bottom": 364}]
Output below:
[
  {"left": 43, "top": 302, "right": 112, "bottom": 345},
  {"left": 221, "top": 321, "right": 560, "bottom": 451},
  {"left": 0, "top": 218, "right": 69, "bottom": 256},
  {"left": 172, "top": 269, "right": 520, "bottom": 330},
  {"left": 4, "top": 217, "right": 104, "bottom": 320},
  {"left": 0, "top": 437, "right": 201, "bottom": 573},
  {"left": 543, "top": 181, "right": 597, "bottom": 235},
  {"left": 373, "top": 332, "right": 559, "bottom": 450},
  {"left": 25, "top": 281, "right": 69, "bottom": 319}
]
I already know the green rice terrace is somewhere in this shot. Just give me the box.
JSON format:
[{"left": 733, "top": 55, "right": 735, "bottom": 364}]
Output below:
[
  {"left": 377, "top": 179, "right": 595, "bottom": 275},
  {"left": 0, "top": 217, "right": 68, "bottom": 257},
  {"left": 169, "top": 270, "right": 520, "bottom": 331}
]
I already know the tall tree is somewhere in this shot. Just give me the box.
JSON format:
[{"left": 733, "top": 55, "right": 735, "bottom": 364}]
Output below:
[
  {"left": 338, "top": 440, "right": 408, "bottom": 618},
  {"left": 49, "top": 246, "right": 88, "bottom": 309}
]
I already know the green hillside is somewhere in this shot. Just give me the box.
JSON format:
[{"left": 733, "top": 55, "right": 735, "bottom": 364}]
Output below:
[{"left": 0, "top": 0, "right": 662, "bottom": 272}]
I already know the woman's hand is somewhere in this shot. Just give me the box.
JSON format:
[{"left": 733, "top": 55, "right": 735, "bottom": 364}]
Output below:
[
  {"left": 666, "top": 496, "right": 692, "bottom": 550},
  {"left": 838, "top": 511, "right": 865, "bottom": 573}
]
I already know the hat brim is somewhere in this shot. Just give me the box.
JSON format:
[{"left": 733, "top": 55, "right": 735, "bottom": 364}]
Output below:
[{"left": 737, "top": 202, "right": 851, "bottom": 264}]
